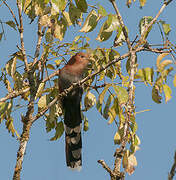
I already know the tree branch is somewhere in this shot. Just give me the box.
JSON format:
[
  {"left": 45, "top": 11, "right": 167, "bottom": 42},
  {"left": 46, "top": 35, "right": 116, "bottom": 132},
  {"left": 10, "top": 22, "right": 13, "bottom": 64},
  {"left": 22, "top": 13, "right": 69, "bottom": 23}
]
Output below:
[
  {"left": 109, "top": 0, "right": 132, "bottom": 50},
  {"left": 135, "top": 0, "right": 174, "bottom": 48},
  {"left": 0, "top": 46, "right": 169, "bottom": 103},
  {"left": 168, "top": 151, "right": 176, "bottom": 180},
  {"left": 16, "top": 0, "right": 29, "bottom": 71},
  {"left": 2, "top": 0, "right": 19, "bottom": 28},
  {"left": 32, "top": 18, "right": 46, "bottom": 66}
]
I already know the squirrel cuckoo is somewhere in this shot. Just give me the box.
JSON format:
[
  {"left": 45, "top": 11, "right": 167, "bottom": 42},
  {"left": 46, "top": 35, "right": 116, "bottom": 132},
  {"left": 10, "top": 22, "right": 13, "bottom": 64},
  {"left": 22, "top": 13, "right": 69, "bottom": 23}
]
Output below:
[{"left": 58, "top": 52, "right": 90, "bottom": 169}]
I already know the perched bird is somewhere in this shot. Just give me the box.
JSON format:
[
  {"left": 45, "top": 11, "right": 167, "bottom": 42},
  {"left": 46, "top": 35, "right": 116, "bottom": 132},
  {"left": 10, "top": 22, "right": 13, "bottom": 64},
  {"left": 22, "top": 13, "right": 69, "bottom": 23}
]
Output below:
[{"left": 58, "top": 52, "right": 90, "bottom": 169}]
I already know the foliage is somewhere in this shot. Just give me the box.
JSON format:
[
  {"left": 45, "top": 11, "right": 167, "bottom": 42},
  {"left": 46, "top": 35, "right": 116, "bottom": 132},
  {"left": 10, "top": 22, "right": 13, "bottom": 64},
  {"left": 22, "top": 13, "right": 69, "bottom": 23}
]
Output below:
[{"left": 0, "top": 0, "right": 175, "bottom": 179}]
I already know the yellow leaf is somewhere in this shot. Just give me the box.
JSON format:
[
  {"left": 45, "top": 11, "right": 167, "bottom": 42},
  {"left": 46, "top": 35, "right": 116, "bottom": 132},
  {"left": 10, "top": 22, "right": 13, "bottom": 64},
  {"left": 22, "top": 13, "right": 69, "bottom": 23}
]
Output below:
[
  {"left": 51, "top": 0, "right": 66, "bottom": 12},
  {"left": 173, "top": 74, "right": 176, "bottom": 87},
  {"left": 114, "top": 131, "right": 121, "bottom": 144},
  {"left": 98, "top": 84, "right": 111, "bottom": 104},
  {"left": 125, "top": 154, "right": 137, "bottom": 175},
  {"left": 84, "top": 91, "right": 96, "bottom": 110},
  {"left": 108, "top": 98, "right": 118, "bottom": 124},
  {"left": 159, "top": 60, "right": 172, "bottom": 72},
  {"left": 62, "top": 11, "right": 72, "bottom": 26},
  {"left": 35, "top": 82, "right": 45, "bottom": 100},
  {"left": 83, "top": 119, "right": 89, "bottom": 131},
  {"left": 38, "top": 95, "right": 49, "bottom": 111},
  {"left": 113, "top": 85, "right": 128, "bottom": 105},
  {"left": 144, "top": 67, "right": 154, "bottom": 85},
  {"left": 46, "top": 64, "right": 55, "bottom": 70},
  {"left": 156, "top": 53, "right": 169, "bottom": 69},
  {"left": 54, "top": 18, "right": 67, "bottom": 41},
  {"left": 163, "top": 84, "right": 172, "bottom": 103},
  {"left": 139, "top": 0, "right": 146, "bottom": 7}
]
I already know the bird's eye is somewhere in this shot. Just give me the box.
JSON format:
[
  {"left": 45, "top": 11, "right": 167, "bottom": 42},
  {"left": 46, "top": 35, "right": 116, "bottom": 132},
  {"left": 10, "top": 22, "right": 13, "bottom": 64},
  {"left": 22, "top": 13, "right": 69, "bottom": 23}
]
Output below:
[{"left": 80, "top": 55, "right": 85, "bottom": 58}]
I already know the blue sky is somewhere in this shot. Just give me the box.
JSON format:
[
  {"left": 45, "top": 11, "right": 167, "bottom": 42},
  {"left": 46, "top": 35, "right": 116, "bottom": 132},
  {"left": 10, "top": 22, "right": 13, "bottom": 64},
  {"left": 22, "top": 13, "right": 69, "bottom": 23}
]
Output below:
[{"left": 0, "top": 0, "right": 176, "bottom": 180}]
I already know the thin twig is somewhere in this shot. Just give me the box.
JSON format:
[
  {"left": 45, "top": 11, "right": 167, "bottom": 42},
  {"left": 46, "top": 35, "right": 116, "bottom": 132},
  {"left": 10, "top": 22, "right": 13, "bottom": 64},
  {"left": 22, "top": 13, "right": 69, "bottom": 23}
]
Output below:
[
  {"left": 168, "top": 151, "right": 176, "bottom": 180},
  {"left": 32, "top": 18, "right": 46, "bottom": 66},
  {"left": 109, "top": 0, "right": 131, "bottom": 51},
  {"left": 0, "top": 87, "right": 29, "bottom": 103},
  {"left": 135, "top": 0, "right": 174, "bottom": 48},
  {"left": 16, "top": 0, "right": 29, "bottom": 71},
  {"left": 2, "top": 0, "right": 19, "bottom": 28}
]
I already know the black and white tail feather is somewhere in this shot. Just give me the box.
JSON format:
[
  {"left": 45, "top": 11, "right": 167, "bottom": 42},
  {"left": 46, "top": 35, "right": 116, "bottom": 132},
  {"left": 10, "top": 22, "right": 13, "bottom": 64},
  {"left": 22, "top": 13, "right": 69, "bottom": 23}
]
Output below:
[{"left": 63, "top": 87, "right": 83, "bottom": 170}]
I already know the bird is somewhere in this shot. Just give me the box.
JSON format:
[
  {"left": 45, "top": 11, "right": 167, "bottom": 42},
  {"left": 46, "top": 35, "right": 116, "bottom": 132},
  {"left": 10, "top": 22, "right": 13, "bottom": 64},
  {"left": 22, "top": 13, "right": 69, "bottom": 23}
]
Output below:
[{"left": 58, "top": 52, "right": 90, "bottom": 169}]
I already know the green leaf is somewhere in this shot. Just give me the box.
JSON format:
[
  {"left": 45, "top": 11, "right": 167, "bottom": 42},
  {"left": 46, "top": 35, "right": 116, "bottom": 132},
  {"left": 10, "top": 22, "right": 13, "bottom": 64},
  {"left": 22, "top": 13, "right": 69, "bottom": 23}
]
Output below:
[
  {"left": 69, "top": 3, "right": 82, "bottom": 25},
  {"left": 108, "top": 98, "right": 119, "bottom": 124},
  {"left": 80, "top": 10, "right": 98, "bottom": 33},
  {"left": 163, "top": 84, "right": 172, "bottom": 103},
  {"left": 50, "top": 121, "right": 64, "bottom": 141},
  {"left": 5, "top": 118, "right": 19, "bottom": 138},
  {"left": 162, "top": 23, "right": 171, "bottom": 35},
  {"left": 159, "top": 21, "right": 171, "bottom": 35},
  {"left": 35, "top": 82, "right": 45, "bottom": 99},
  {"left": 6, "top": 21, "right": 16, "bottom": 30},
  {"left": 54, "top": 18, "right": 67, "bottom": 41},
  {"left": 0, "top": 102, "right": 9, "bottom": 123},
  {"left": 104, "top": 15, "right": 120, "bottom": 32},
  {"left": 152, "top": 86, "right": 162, "bottom": 104},
  {"left": 113, "top": 26, "right": 128, "bottom": 47},
  {"left": 109, "top": 49, "right": 120, "bottom": 61},
  {"left": 6, "top": 57, "right": 17, "bottom": 78},
  {"left": 113, "top": 85, "right": 128, "bottom": 105},
  {"left": 103, "top": 94, "right": 113, "bottom": 119},
  {"left": 14, "top": 71, "right": 23, "bottom": 90},
  {"left": 98, "top": 84, "right": 111, "bottom": 105},
  {"left": 75, "top": 0, "right": 88, "bottom": 13},
  {"left": 98, "top": 5, "right": 107, "bottom": 17},
  {"left": 96, "top": 14, "right": 113, "bottom": 41},
  {"left": 45, "top": 114, "right": 56, "bottom": 132},
  {"left": 130, "top": 121, "right": 138, "bottom": 134},
  {"left": 139, "top": 16, "right": 153, "bottom": 39},
  {"left": 51, "top": 0, "right": 66, "bottom": 12},
  {"left": 137, "top": 67, "right": 154, "bottom": 85},
  {"left": 45, "top": 29, "right": 53, "bottom": 42},
  {"left": 0, "top": 102, "right": 9, "bottom": 114},
  {"left": 48, "top": 104, "right": 57, "bottom": 123}
]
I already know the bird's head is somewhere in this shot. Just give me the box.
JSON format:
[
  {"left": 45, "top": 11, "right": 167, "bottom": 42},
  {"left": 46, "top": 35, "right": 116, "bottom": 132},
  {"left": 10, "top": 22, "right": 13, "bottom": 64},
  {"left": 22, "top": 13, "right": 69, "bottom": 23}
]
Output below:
[{"left": 74, "top": 52, "right": 90, "bottom": 63}]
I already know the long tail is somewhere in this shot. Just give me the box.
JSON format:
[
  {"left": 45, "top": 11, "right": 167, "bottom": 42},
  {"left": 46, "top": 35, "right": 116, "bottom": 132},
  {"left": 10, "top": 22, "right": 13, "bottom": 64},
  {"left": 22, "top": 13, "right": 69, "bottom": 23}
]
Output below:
[
  {"left": 63, "top": 89, "right": 82, "bottom": 169},
  {"left": 65, "top": 123, "right": 82, "bottom": 169}
]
